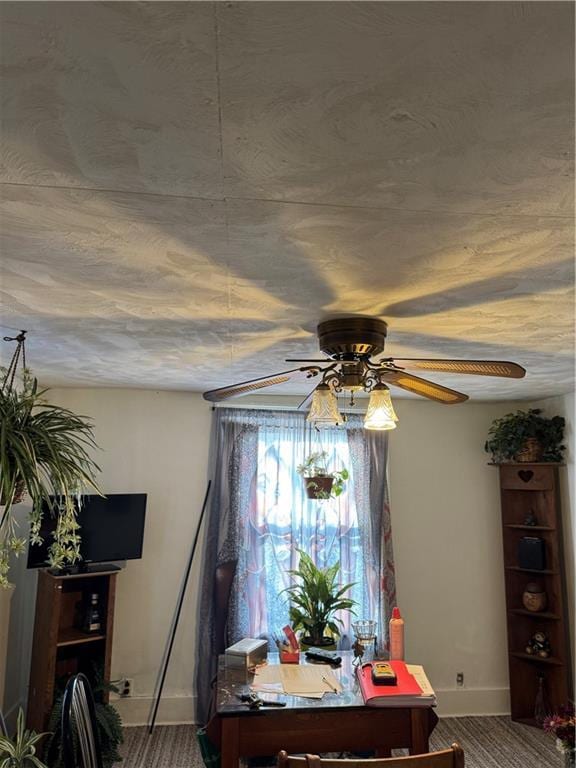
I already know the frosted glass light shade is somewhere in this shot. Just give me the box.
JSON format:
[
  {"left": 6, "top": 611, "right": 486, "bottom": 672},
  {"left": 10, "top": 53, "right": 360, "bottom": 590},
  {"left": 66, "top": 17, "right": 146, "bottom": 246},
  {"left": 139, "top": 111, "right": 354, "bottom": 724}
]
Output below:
[
  {"left": 364, "top": 385, "right": 398, "bottom": 430},
  {"left": 307, "top": 384, "right": 343, "bottom": 427}
]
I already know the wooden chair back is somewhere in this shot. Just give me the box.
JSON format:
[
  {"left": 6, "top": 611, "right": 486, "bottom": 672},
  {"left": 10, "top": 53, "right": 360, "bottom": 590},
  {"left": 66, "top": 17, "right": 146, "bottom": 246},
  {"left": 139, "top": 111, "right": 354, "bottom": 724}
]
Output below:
[{"left": 277, "top": 744, "right": 464, "bottom": 768}]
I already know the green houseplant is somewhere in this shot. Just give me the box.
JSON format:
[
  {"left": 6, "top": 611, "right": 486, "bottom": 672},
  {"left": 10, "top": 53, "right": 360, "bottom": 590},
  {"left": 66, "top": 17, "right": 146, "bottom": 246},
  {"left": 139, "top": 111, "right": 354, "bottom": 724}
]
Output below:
[
  {"left": 296, "top": 451, "right": 349, "bottom": 500},
  {"left": 43, "top": 665, "right": 123, "bottom": 768},
  {"left": 0, "top": 369, "right": 102, "bottom": 586},
  {"left": 283, "top": 549, "right": 356, "bottom": 649},
  {"left": 484, "top": 408, "right": 566, "bottom": 464},
  {"left": 0, "top": 708, "right": 48, "bottom": 768}
]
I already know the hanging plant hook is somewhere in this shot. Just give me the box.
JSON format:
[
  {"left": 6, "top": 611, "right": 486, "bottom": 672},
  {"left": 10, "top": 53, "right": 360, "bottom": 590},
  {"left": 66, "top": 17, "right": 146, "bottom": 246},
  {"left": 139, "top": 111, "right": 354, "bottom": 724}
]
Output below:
[{"left": 2, "top": 330, "right": 27, "bottom": 393}]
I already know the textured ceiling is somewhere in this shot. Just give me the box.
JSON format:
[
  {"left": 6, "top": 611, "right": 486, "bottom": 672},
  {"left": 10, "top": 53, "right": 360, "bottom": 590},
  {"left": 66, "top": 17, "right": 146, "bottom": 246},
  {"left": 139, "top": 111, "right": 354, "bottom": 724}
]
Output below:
[{"left": 0, "top": 1, "right": 574, "bottom": 400}]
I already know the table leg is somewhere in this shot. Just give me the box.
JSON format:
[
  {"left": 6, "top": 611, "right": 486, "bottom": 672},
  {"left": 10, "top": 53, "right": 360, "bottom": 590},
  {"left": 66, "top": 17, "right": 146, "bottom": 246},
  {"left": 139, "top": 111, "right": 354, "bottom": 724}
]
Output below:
[
  {"left": 409, "top": 708, "right": 429, "bottom": 755},
  {"left": 221, "top": 718, "right": 240, "bottom": 768}
]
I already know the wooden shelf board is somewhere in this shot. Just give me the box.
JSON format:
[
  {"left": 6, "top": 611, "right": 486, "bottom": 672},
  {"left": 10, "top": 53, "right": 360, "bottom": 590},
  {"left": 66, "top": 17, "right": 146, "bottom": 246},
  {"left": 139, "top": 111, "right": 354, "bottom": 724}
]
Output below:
[
  {"left": 506, "top": 566, "right": 557, "bottom": 575},
  {"left": 504, "top": 525, "right": 555, "bottom": 531},
  {"left": 57, "top": 628, "right": 106, "bottom": 647},
  {"left": 510, "top": 652, "right": 564, "bottom": 666},
  {"left": 508, "top": 609, "right": 560, "bottom": 620},
  {"left": 488, "top": 462, "right": 564, "bottom": 466}
]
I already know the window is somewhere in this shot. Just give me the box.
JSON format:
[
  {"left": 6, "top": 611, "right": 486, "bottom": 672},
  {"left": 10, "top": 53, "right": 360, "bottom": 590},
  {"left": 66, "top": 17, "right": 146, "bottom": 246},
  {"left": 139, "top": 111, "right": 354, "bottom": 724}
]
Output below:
[
  {"left": 219, "top": 408, "right": 394, "bottom": 649},
  {"left": 245, "top": 424, "right": 362, "bottom": 640}
]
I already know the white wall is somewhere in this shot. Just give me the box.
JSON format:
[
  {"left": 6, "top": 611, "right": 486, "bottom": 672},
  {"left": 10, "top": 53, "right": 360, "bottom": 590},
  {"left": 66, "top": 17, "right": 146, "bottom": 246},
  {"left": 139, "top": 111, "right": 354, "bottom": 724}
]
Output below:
[
  {"left": 9, "top": 388, "right": 573, "bottom": 723},
  {"left": 389, "top": 399, "right": 524, "bottom": 715}
]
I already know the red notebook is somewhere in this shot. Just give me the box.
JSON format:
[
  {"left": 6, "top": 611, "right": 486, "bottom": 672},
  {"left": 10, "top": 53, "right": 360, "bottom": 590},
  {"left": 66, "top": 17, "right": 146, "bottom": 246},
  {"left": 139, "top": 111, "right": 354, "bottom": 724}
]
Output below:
[{"left": 356, "top": 661, "right": 427, "bottom": 707}]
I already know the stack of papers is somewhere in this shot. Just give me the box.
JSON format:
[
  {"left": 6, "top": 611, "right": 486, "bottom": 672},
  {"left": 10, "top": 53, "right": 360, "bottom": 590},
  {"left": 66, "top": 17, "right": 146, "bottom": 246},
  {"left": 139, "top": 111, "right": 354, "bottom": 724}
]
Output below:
[
  {"left": 356, "top": 661, "right": 436, "bottom": 708},
  {"left": 251, "top": 664, "right": 342, "bottom": 699}
]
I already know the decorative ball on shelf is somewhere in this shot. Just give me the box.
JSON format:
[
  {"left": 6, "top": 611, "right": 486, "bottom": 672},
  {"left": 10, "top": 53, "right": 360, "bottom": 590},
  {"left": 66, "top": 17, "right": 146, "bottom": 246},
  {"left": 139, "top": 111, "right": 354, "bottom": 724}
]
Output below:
[
  {"left": 523, "top": 510, "right": 538, "bottom": 526},
  {"left": 522, "top": 582, "right": 547, "bottom": 613},
  {"left": 525, "top": 631, "right": 551, "bottom": 658}
]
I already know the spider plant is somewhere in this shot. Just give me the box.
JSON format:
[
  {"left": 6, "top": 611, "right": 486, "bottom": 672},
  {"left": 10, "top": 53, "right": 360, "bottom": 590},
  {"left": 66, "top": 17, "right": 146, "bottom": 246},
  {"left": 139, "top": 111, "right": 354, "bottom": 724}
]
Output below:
[
  {"left": 0, "top": 708, "right": 48, "bottom": 768},
  {"left": 0, "top": 370, "right": 101, "bottom": 585}
]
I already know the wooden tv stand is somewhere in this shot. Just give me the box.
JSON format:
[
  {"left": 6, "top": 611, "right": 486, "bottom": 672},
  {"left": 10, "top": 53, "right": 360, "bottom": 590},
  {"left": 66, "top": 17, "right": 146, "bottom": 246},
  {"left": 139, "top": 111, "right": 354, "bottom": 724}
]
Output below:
[{"left": 27, "top": 568, "right": 117, "bottom": 731}]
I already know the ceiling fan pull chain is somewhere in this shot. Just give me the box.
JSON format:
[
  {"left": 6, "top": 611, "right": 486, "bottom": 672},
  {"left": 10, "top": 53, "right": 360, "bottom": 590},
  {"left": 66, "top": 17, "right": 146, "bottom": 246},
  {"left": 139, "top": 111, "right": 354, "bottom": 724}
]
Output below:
[{"left": 2, "top": 330, "right": 27, "bottom": 393}]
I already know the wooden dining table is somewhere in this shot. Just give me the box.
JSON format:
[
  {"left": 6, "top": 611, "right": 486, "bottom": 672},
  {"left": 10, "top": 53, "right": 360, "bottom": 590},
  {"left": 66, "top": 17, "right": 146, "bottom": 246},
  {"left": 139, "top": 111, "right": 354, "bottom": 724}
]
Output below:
[{"left": 206, "top": 651, "right": 439, "bottom": 768}]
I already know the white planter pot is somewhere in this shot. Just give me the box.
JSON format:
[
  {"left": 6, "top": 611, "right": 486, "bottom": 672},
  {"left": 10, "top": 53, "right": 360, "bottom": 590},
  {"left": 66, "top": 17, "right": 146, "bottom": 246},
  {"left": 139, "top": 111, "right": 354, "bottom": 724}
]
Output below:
[{"left": 0, "top": 583, "right": 15, "bottom": 710}]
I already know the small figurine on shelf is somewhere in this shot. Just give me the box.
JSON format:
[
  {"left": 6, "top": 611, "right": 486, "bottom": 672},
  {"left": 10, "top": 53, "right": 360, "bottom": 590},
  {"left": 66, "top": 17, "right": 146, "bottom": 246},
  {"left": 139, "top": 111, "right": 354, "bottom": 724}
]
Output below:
[
  {"left": 526, "top": 631, "right": 552, "bottom": 659},
  {"left": 522, "top": 582, "right": 548, "bottom": 613},
  {"left": 523, "top": 509, "right": 539, "bottom": 526}
]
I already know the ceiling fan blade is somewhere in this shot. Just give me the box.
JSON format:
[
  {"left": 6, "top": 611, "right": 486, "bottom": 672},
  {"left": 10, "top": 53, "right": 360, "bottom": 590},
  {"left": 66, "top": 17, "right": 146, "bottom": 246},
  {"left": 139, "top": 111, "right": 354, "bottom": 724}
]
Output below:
[
  {"left": 203, "top": 366, "right": 323, "bottom": 402},
  {"left": 285, "top": 358, "right": 332, "bottom": 363},
  {"left": 382, "top": 370, "right": 469, "bottom": 404},
  {"left": 385, "top": 358, "right": 526, "bottom": 379}
]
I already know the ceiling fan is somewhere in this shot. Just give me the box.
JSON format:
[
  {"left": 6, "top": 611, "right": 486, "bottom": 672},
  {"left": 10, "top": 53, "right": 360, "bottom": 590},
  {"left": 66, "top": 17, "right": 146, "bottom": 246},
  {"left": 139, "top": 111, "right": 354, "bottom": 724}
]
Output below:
[{"left": 202, "top": 317, "right": 526, "bottom": 427}]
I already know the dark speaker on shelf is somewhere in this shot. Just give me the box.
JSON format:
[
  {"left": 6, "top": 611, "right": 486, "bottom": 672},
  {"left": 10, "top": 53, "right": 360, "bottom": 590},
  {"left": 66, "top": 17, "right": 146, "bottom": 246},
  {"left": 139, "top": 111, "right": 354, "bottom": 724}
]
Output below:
[{"left": 518, "top": 537, "right": 546, "bottom": 571}]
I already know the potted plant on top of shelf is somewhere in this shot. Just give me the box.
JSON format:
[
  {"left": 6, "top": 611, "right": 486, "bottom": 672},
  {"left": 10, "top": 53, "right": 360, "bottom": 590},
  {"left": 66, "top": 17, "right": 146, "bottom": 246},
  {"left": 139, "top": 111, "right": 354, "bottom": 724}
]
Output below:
[
  {"left": 283, "top": 549, "right": 356, "bottom": 650},
  {"left": 484, "top": 408, "right": 566, "bottom": 464},
  {"left": 296, "top": 451, "right": 349, "bottom": 499}
]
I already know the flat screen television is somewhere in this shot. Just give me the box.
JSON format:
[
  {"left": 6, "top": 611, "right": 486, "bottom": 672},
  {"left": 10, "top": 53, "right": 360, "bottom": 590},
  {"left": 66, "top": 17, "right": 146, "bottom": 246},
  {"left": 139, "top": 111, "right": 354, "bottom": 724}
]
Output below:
[{"left": 27, "top": 493, "right": 147, "bottom": 569}]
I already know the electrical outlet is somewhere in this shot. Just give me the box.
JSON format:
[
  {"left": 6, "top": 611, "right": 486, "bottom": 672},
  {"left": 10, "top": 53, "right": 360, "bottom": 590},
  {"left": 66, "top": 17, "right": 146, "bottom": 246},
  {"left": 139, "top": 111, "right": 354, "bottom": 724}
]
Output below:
[
  {"left": 120, "top": 678, "right": 133, "bottom": 697},
  {"left": 456, "top": 672, "right": 464, "bottom": 687}
]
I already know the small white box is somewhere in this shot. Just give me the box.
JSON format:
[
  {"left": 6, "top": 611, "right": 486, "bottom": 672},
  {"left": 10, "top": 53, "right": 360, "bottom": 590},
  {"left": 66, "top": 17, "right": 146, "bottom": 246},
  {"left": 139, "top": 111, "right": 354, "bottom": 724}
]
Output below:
[{"left": 225, "top": 638, "right": 268, "bottom": 668}]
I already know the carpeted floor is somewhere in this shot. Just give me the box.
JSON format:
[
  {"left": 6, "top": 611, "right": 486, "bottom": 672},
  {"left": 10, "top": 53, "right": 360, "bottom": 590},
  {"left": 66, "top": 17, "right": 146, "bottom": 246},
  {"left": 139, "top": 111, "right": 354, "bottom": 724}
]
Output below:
[{"left": 120, "top": 716, "right": 561, "bottom": 767}]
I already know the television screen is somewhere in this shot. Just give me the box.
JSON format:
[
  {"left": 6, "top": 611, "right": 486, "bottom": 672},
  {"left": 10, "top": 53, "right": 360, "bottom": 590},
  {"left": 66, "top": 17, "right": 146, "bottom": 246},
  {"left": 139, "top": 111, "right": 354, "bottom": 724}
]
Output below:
[{"left": 27, "top": 493, "right": 147, "bottom": 568}]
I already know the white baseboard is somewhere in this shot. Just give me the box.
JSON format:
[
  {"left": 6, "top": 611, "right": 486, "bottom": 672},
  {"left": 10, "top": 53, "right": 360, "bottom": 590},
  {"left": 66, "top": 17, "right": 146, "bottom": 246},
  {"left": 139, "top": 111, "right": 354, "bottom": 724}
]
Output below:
[
  {"left": 112, "top": 695, "right": 196, "bottom": 726},
  {"left": 435, "top": 686, "right": 510, "bottom": 717},
  {"left": 112, "top": 688, "right": 510, "bottom": 726}
]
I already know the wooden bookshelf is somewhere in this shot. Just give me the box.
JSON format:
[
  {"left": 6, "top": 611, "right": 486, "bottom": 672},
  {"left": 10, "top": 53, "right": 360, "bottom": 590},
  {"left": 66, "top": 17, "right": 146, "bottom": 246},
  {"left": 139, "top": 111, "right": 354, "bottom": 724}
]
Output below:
[
  {"left": 494, "top": 463, "right": 573, "bottom": 725},
  {"left": 27, "top": 569, "right": 117, "bottom": 732}
]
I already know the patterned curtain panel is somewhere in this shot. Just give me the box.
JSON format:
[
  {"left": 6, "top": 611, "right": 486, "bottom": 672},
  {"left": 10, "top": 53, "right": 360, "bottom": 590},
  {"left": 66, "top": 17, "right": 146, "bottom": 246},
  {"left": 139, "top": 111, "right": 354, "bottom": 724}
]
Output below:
[{"left": 194, "top": 407, "right": 395, "bottom": 725}]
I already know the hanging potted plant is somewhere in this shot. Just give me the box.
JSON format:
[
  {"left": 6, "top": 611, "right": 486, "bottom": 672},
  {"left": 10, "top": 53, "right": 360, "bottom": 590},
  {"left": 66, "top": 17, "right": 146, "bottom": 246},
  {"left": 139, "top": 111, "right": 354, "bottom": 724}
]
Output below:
[
  {"left": 0, "top": 341, "right": 102, "bottom": 708},
  {"left": 484, "top": 408, "right": 566, "bottom": 464},
  {"left": 296, "top": 451, "right": 349, "bottom": 499},
  {"left": 1, "top": 332, "right": 102, "bottom": 588},
  {"left": 283, "top": 549, "right": 356, "bottom": 650},
  {"left": 0, "top": 367, "right": 102, "bottom": 582}
]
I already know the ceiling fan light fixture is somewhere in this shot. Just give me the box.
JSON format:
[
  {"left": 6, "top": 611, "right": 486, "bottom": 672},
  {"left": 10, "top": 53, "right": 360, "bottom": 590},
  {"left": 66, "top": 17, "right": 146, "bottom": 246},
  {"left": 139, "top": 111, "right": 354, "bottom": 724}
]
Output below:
[
  {"left": 307, "top": 383, "right": 344, "bottom": 428},
  {"left": 364, "top": 384, "right": 398, "bottom": 431}
]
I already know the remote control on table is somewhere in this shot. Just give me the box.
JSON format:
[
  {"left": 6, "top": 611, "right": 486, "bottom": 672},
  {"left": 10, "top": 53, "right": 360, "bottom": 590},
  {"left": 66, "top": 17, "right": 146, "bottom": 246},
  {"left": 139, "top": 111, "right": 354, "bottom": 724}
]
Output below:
[{"left": 304, "top": 648, "right": 342, "bottom": 666}]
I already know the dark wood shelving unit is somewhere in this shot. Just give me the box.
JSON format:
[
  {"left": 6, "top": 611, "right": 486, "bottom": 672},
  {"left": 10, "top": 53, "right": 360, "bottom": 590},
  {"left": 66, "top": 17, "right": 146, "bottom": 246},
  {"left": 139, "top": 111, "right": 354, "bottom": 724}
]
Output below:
[
  {"left": 27, "top": 569, "right": 117, "bottom": 732},
  {"left": 494, "top": 462, "right": 573, "bottom": 725}
]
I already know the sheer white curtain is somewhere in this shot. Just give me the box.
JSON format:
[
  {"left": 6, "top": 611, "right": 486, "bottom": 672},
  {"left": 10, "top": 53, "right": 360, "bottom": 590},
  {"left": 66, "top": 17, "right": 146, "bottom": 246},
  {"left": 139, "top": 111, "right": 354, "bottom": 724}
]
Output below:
[{"left": 233, "top": 412, "right": 364, "bottom": 641}]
